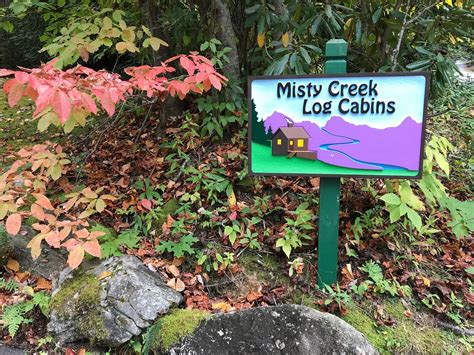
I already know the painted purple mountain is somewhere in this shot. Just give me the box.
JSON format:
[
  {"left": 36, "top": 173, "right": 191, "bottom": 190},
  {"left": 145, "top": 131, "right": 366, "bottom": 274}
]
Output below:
[
  {"left": 264, "top": 112, "right": 383, "bottom": 170},
  {"left": 324, "top": 116, "right": 422, "bottom": 170},
  {"left": 263, "top": 112, "right": 422, "bottom": 171}
]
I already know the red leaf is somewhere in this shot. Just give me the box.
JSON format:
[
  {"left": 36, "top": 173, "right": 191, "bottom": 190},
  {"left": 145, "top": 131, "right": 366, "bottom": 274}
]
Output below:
[
  {"left": 7, "top": 80, "right": 24, "bottom": 107},
  {"left": 0, "top": 69, "right": 15, "bottom": 77},
  {"left": 209, "top": 74, "right": 222, "bottom": 91},
  {"left": 141, "top": 198, "right": 152, "bottom": 210},
  {"left": 33, "top": 193, "right": 55, "bottom": 210},
  {"left": 83, "top": 240, "right": 101, "bottom": 258},
  {"left": 6, "top": 213, "right": 22, "bottom": 235},
  {"left": 52, "top": 89, "right": 72, "bottom": 123},
  {"left": 179, "top": 56, "right": 195, "bottom": 76},
  {"left": 31, "top": 204, "right": 45, "bottom": 221}
]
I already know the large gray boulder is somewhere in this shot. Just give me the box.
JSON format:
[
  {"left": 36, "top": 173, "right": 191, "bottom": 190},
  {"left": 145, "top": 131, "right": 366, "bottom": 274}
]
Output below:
[
  {"left": 168, "top": 304, "right": 377, "bottom": 355},
  {"left": 48, "top": 255, "right": 182, "bottom": 347}
]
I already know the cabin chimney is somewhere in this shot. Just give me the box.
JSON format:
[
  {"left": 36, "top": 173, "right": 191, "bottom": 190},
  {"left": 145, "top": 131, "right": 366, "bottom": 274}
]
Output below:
[{"left": 286, "top": 117, "right": 293, "bottom": 127}]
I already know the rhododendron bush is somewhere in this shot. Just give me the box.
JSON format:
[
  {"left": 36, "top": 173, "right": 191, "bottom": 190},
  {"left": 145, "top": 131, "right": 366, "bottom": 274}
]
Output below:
[{"left": 0, "top": 52, "right": 227, "bottom": 133}]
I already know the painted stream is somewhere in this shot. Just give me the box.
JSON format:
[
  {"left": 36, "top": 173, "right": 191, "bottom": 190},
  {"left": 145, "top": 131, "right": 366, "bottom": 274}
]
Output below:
[{"left": 320, "top": 128, "right": 408, "bottom": 171}]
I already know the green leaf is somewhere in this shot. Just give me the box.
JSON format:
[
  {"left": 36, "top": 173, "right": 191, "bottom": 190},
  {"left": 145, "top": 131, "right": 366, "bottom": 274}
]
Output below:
[
  {"left": 380, "top": 193, "right": 401, "bottom": 205},
  {"left": 299, "top": 47, "right": 311, "bottom": 64},
  {"left": 465, "top": 267, "right": 474, "bottom": 275},
  {"left": 389, "top": 206, "right": 401, "bottom": 223},
  {"left": 372, "top": 7, "right": 383, "bottom": 24},
  {"left": 406, "top": 207, "right": 422, "bottom": 231},
  {"left": 49, "top": 164, "right": 61, "bottom": 181}
]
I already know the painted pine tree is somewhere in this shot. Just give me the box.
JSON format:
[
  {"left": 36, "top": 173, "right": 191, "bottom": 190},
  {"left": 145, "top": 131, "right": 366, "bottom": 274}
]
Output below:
[{"left": 251, "top": 99, "right": 271, "bottom": 146}]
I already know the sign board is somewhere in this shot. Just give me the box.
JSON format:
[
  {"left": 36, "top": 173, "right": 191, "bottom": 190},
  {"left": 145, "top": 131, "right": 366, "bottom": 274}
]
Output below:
[{"left": 248, "top": 72, "right": 429, "bottom": 179}]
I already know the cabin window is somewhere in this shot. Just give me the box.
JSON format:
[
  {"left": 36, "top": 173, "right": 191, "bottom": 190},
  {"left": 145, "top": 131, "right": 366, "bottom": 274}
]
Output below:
[
  {"left": 277, "top": 139, "right": 282, "bottom": 145},
  {"left": 297, "top": 139, "right": 304, "bottom": 147},
  {"left": 289, "top": 140, "right": 294, "bottom": 145}
]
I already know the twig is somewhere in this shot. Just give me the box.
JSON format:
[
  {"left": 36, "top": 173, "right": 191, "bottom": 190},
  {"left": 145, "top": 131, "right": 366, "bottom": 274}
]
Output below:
[
  {"left": 390, "top": 0, "right": 438, "bottom": 71},
  {"left": 133, "top": 100, "right": 156, "bottom": 144}
]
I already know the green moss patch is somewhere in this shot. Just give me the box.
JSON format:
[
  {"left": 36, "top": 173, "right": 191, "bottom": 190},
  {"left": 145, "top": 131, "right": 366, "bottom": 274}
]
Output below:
[
  {"left": 239, "top": 252, "right": 288, "bottom": 286},
  {"left": 343, "top": 299, "right": 464, "bottom": 354},
  {"left": 50, "top": 273, "right": 109, "bottom": 345},
  {"left": 144, "top": 309, "right": 209, "bottom": 353}
]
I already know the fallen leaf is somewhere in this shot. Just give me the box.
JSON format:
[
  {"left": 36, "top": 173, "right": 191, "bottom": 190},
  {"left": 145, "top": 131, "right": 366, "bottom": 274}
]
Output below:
[
  {"left": 212, "top": 301, "right": 233, "bottom": 312},
  {"left": 36, "top": 277, "right": 52, "bottom": 291},
  {"left": 98, "top": 271, "right": 113, "bottom": 280},
  {"left": 6, "top": 258, "right": 20, "bottom": 272},
  {"left": 167, "top": 264, "right": 180, "bottom": 277},
  {"left": 167, "top": 278, "right": 185, "bottom": 292},
  {"left": 246, "top": 290, "right": 263, "bottom": 302}
]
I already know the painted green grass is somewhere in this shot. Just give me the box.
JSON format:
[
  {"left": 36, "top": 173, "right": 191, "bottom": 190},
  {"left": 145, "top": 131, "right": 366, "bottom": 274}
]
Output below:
[{"left": 251, "top": 142, "right": 418, "bottom": 177}]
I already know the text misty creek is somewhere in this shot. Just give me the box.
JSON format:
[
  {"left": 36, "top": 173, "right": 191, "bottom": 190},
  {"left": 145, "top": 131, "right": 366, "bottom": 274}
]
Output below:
[{"left": 276, "top": 80, "right": 396, "bottom": 116}]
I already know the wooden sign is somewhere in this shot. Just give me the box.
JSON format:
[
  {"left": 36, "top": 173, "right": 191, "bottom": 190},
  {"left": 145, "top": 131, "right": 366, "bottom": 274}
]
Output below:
[{"left": 248, "top": 72, "right": 429, "bottom": 179}]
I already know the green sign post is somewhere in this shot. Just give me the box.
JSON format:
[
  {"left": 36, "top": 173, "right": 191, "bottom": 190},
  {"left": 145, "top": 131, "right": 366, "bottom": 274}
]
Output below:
[{"left": 317, "top": 39, "right": 347, "bottom": 288}]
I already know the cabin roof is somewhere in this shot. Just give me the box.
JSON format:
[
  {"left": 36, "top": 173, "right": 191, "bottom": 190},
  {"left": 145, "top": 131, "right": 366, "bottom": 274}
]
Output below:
[{"left": 275, "top": 126, "right": 310, "bottom": 139}]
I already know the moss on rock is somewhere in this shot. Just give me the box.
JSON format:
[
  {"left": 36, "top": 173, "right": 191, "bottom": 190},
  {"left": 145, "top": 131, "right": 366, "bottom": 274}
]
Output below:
[
  {"left": 144, "top": 309, "right": 209, "bottom": 353},
  {"left": 50, "top": 273, "right": 109, "bottom": 345}
]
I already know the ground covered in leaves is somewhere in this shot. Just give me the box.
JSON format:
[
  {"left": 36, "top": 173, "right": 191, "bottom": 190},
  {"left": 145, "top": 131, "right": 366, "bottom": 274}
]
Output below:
[{"left": 0, "top": 82, "right": 473, "bottom": 354}]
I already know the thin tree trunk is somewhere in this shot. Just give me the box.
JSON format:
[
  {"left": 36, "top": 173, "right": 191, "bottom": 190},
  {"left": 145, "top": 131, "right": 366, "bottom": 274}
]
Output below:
[{"left": 212, "top": 0, "right": 240, "bottom": 81}]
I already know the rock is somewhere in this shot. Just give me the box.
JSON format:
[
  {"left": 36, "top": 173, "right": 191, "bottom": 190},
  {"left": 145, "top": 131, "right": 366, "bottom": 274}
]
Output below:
[
  {"left": 10, "top": 227, "right": 66, "bottom": 279},
  {"left": 48, "top": 255, "right": 183, "bottom": 347},
  {"left": 0, "top": 226, "right": 11, "bottom": 267},
  {"left": 167, "top": 305, "right": 377, "bottom": 355},
  {"left": 0, "top": 344, "right": 25, "bottom": 355}
]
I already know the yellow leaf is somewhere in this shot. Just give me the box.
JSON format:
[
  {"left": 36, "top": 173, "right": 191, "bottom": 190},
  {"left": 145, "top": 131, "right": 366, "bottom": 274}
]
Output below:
[
  {"left": 227, "top": 191, "right": 237, "bottom": 209},
  {"left": 257, "top": 32, "right": 265, "bottom": 48},
  {"left": 98, "top": 271, "right": 112, "bottom": 280},
  {"left": 27, "top": 234, "right": 45, "bottom": 260},
  {"left": 116, "top": 41, "right": 128, "bottom": 54},
  {"left": 95, "top": 198, "right": 106, "bottom": 213},
  {"left": 103, "top": 16, "right": 113, "bottom": 30},
  {"left": 281, "top": 32, "right": 289, "bottom": 48},
  {"left": 212, "top": 301, "right": 233, "bottom": 312},
  {"left": 149, "top": 37, "right": 168, "bottom": 51},
  {"left": 121, "top": 28, "right": 136, "bottom": 42},
  {"left": 455, "top": 0, "right": 462, "bottom": 7},
  {"left": 421, "top": 276, "right": 431, "bottom": 287},
  {"left": 78, "top": 208, "right": 95, "bottom": 219}
]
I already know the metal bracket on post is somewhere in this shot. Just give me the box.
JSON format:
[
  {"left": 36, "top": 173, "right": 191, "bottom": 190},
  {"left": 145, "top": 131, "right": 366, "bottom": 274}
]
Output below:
[{"left": 317, "top": 39, "right": 348, "bottom": 288}]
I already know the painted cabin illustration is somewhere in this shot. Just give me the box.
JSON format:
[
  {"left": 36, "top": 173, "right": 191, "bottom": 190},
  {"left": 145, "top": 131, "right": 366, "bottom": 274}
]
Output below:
[{"left": 271, "top": 122, "right": 317, "bottom": 160}]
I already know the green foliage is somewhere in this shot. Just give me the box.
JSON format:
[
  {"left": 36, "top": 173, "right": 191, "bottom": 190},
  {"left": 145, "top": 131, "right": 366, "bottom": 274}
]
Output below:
[
  {"left": 0, "top": 283, "right": 50, "bottom": 338},
  {"left": 276, "top": 202, "right": 314, "bottom": 258},
  {"left": 99, "top": 227, "right": 141, "bottom": 258},
  {"left": 440, "top": 197, "right": 474, "bottom": 239},
  {"left": 380, "top": 181, "right": 424, "bottom": 232},
  {"left": 197, "top": 39, "right": 245, "bottom": 139},
  {"left": 323, "top": 283, "right": 351, "bottom": 311},
  {"left": 0, "top": 277, "right": 18, "bottom": 293},
  {"left": 156, "top": 234, "right": 198, "bottom": 258},
  {"left": 224, "top": 222, "right": 240, "bottom": 246},
  {"left": 359, "top": 261, "right": 411, "bottom": 297}
]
